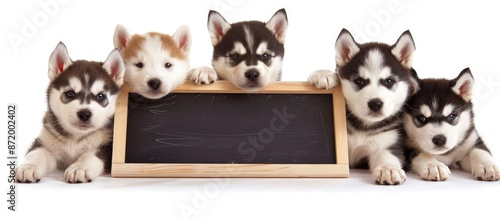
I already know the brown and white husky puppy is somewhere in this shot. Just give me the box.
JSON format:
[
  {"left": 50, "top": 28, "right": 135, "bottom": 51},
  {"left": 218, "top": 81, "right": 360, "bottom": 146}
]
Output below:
[
  {"left": 114, "top": 24, "right": 191, "bottom": 99},
  {"left": 16, "top": 42, "right": 125, "bottom": 183}
]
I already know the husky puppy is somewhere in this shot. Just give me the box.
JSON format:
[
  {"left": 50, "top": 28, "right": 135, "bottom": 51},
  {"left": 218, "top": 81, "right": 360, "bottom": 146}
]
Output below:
[
  {"left": 308, "top": 29, "right": 417, "bottom": 185},
  {"left": 188, "top": 9, "right": 288, "bottom": 92},
  {"left": 404, "top": 68, "right": 500, "bottom": 181},
  {"left": 113, "top": 24, "right": 191, "bottom": 99},
  {"left": 15, "top": 42, "right": 125, "bottom": 183}
]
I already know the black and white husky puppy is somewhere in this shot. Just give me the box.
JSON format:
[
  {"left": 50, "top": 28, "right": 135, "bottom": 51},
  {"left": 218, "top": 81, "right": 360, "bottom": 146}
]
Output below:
[
  {"left": 15, "top": 42, "right": 125, "bottom": 183},
  {"left": 404, "top": 68, "right": 500, "bottom": 181},
  {"left": 188, "top": 9, "right": 288, "bottom": 92},
  {"left": 308, "top": 29, "right": 417, "bottom": 185}
]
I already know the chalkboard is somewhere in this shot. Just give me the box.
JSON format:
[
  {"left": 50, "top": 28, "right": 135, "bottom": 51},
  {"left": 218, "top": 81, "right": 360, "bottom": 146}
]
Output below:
[{"left": 112, "top": 81, "right": 348, "bottom": 178}]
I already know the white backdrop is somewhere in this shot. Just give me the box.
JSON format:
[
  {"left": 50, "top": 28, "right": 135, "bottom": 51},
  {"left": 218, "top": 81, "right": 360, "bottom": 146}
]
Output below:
[{"left": 1, "top": 0, "right": 500, "bottom": 218}]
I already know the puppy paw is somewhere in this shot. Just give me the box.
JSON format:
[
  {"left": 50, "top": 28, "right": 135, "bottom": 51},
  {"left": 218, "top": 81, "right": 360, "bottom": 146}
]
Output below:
[
  {"left": 188, "top": 66, "right": 218, "bottom": 85},
  {"left": 472, "top": 162, "right": 500, "bottom": 181},
  {"left": 64, "top": 164, "right": 100, "bottom": 183},
  {"left": 307, "top": 69, "right": 338, "bottom": 89},
  {"left": 372, "top": 165, "right": 406, "bottom": 185},
  {"left": 419, "top": 161, "right": 451, "bottom": 181},
  {"left": 16, "top": 163, "right": 45, "bottom": 183}
]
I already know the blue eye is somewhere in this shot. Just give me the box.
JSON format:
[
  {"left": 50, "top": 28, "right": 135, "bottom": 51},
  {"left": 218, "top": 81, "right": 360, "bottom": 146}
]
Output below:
[
  {"left": 262, "top": 53, "right": 271, "bottom": 61},
  {"left": 354, "top": 77, "right": 364, "bottom": 86},
  {"left": 446, "top": 114, "right": 456, "bottom": 123},
  {"left": 229, "top": 53, "right": 240, "bottom": 62},
  {"left": 96, "top": 93, "right": 106, "bottom": 102},
  {"left": 65, "top": 91, "right": 75, "bottom": 98},
  {"left": 385, "top": 78, "right": 395, "bottom": 86},
  {"left": 416, "top": 115, "right": 427, "bottom": 123},
  {"left": 381, "top": 77, "right": 396, "bottom": 89}
]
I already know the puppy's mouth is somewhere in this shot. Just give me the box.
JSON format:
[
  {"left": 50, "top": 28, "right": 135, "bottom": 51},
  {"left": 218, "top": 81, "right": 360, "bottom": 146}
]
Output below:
[
  {"left": 428, "top": 147, "right": 451, "bottom": 155},
  {"left": 129, "top": 81, "right": 170, "bottom": 100},
  {"left": 232, "top": 77, "right": 268, "bottom": 92},
  {"left": 363, "top": 112, "right": 386, "bottom": 122},
  {"left": 240, "top": 81, "right": 265, "bottom": 91},
  {"left": 368, "top": 112, "right": 384, "bottom": 117},
  {"left": 145, "top": 89, "right": 168, "bottom": 98},
  {"left": 140, "top": 86, "right": 171, "bottom": 99},
  {"left": 74, "top": 122, "right": 95, "bottom": 131}
]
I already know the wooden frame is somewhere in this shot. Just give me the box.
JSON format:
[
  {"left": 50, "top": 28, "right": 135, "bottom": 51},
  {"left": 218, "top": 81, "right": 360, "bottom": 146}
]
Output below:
[{"left": 111, "top": 81, "right": 349, "bottom": 178}]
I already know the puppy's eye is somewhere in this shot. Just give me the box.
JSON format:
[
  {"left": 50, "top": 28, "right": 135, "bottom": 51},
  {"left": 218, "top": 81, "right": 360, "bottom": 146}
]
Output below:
[
  {"left": 262, "top": 53, "right": 271, "bottom": 61},
  {"left": 165, "top": 63, "right": 172, "bottom": 69},
  {"left": 446, "top": 114, "right": 456, "bottom": 123},
  {"left": 384, "top": 77, "right": 396, "bottom": 87},
  {"left": 353, "top": 77, "right": 365, "bottom": 86},
  {"left": 416, "top": 115, "right": 427, "bottom": 123},
  {"left": 96, "top": 93, "right": 106, "bottom": 102},
  {"left": 135, "top": 62, "right": 144, "bottom": 68},
  {"left": 229, "top": 53, "right": 240, "bottom": 62},
  {"left": 65, "top": 91, "right": 75, "bottom": 99}
]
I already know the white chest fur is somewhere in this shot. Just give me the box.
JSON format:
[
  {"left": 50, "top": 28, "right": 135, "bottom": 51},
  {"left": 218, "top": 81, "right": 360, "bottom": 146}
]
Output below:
[
  {"left": 347, "top": 123, "right": 400, "bottom": 165},
  {"left": 38, "top": 128, "right": 111, "bottom": 168},
  {"left": 434, "top": 130, "right": 479, "bottom": 166}
]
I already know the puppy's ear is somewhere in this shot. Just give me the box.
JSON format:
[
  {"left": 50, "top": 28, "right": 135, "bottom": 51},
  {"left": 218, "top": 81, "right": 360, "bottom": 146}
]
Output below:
[
  {"left": 207, "top": 10, "right": 231, "bottom": 46},
  {"left": 172, "top": 25, "right": 192, "bottom": 54},
  {"left": 409, "top": 68, "right": 421, "bottom": 95},
  {"left": 113, "top": 24, "right": 132, "bottom": 50},
  {"left": 335, "top": 29, "right": 360, "bottom": 67},
  {"left": 48, "top": 42, "right": 73, "bottom": 81},
  {"left": 391, "top": 30, "right": 415, "bottom": 68},
  {"left": 451, "top": 68, "right": 475, "bottom": 102},
  {"left": 102, "top": 49, "right": 125, "bottom": 87},
  {"left": 266, "top": 8, "right": 288, "bottom": 44}
]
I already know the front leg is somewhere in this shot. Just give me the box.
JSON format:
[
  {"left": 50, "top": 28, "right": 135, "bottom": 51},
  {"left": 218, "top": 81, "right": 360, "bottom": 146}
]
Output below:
[
  {"left": 412, "top": 152, "right": 451, "bottom": 181},
  {"left": 64, "top": 152, "right": 104, "bottom": 183},
  {"left": 188, "top": 66, "right": 219, "bottom": 85},
  {"left": 460, "top": 148, "right": 500, "bottom": 181},
  {"left": 16, "top": 147, "right": 57, "bottom": 183},
  {"left": 307, "top": 69, "right": 339, "bottom": 89},
  {"left": 369, "top": 149, "right": 406, "bottom": 185}
]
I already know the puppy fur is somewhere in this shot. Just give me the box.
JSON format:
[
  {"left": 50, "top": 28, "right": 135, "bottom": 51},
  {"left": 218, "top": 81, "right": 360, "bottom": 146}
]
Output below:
[
  {"left": 15, "top": 42, "right": 125, "bottom": 183},
  {"left": 404, "top": 68, "right": 500, "bottom": 181},
  {"left": 308, "top": 29, "right": 417, "bottom": 185},
  {"left": 188, "top": 9, "right": 288, "bottom": 92},
  {"left": 114, "top": 24, "right": 191, "bottom": 99}
]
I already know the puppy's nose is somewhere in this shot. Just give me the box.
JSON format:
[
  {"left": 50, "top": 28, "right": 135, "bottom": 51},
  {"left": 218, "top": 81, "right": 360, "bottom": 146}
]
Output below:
[
  {"left": 244, "top": 69, "right": 260, "bottom": 82},
  {"left": 368, "top": 98, "right": 383, "bottom": 112},
  {"left": 77, "top": 109, "right": 92, "bottom": 122},
  {"left": 432, "top": 135, "right": 447, "bottom": 147},
  {"left": 148, "top": 79, "right": 161, "bottom": 90}
]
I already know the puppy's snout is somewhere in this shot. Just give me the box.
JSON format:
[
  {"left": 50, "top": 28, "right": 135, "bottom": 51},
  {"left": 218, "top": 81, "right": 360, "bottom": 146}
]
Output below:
[
  {"left": 244, "top": 69, "right": 260, "bottom": 82},
  {"left": 77, "top": 109, "right": 92, "bottom": 122},
  {"left": 368, "top": 98, "right": 383, "bottom": 112},
  {"left": 148, "top": 78, "right": 162, "bottom": 90},
  {"left": 432, "top": 135, "right": 447, "bottom": 147}
]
